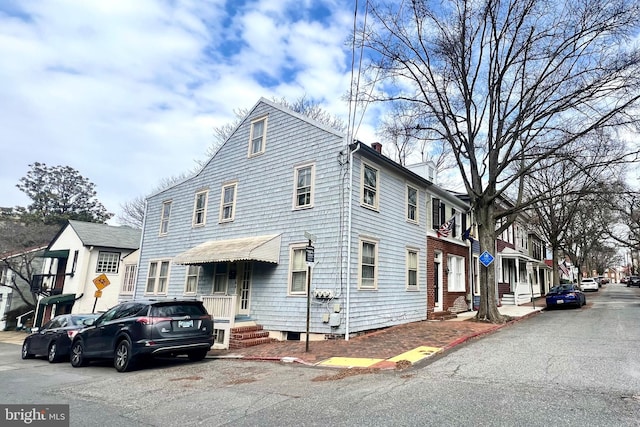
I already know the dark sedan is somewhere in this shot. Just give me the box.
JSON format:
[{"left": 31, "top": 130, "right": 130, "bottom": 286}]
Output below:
[
  {"left": 627, "top": 276, "right": 640, "bottom": 287},
  {"left": 22, "top": 314, "right": 99, "bottom": 363},
  {"left": 545, "top": 284, "right": 586, "bottom": 309}
]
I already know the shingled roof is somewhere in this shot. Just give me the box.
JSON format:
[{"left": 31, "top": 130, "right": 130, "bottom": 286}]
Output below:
[{"left": 64, "top": 220, "right": 141, "bottom": 250}]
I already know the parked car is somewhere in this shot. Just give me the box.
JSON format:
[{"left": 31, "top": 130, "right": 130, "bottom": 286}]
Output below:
[
  {"left": 546, "top": 284, "right": 586, "bottom": 309},
  {"left": 70, "top": 300, "right": 214, "bottom": 372},
  {"left": 627, "top": 276, "right": 640, "bottom": 287},
  {"left": 621, "top": 276, "right": 629, "bottom": 285},
  {"left": 21, "top": 314, "right": 99, "bottom": 363},
  {"left": 599, "top": 276, "right": 610, "bottom": 285},
  {"left": 579, "top": 278, "right": 599, "bottom": 292}
]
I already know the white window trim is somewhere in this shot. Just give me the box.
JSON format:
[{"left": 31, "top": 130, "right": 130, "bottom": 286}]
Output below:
[
  {"left": 293, "top": 162, "right": 315, "bottom": 210},
  {"left": 192, "top": 190, "right": 209, "bottom": 227},
  {"left": 183, "top": 265, "right": 201, "bottom": 295},
  {"left": 358, "top": 237, "right": 379, "bottom": 290},
  {"left": 288, "top": 243, "right": 308, "bottom": 296},
  {"left": 406, "top": 248, "right": 419, "bottom": 291},
  {"left": 96, "top": 251, "right": 120, "bottom": 274},
  {"left": 120, "top": 264, "right": 137, "bottom": 295},
  {"left": 219, "top": 181, "right": 238, "bottom": 223},
  {"left": 159, "top": 200, "right": 172, "bottom": 236},
  {"left": 248, "top": 115, "right": 268, "bottom": 157},
  {"left": 361, "top": 162, "right": 379, "bottom": 210},
  {"left": 447, "top": 255, "right": 466, "bottom": 292},
  {"left": 406, "top": 185, "right": 419, "bottom": 223},
  {"left": 145, "top": 260, "right": 171, "bottom": 296}
]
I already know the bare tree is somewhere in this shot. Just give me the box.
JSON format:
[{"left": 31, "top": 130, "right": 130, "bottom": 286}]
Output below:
[{"left": 357, "top": 0, "right": 640, "bottom": 322}]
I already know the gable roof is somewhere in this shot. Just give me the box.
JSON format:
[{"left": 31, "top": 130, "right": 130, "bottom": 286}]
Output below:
[{"left": 49, "top": 220, "right": 141, "bottom": 251}]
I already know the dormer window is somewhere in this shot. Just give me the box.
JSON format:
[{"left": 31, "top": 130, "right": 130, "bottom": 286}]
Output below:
[{"left": 248, "top": 116, "right": 267, "bottom": 157}]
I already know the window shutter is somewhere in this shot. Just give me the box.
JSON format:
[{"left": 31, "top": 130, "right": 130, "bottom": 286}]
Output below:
[{"left": 432, "top": 198, "right": 440, "bottom": 230}]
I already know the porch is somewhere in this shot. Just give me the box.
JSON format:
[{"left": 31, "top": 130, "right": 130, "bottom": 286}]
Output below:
[{"left": 499, "top": 282, "right": 542, "bottom": 306}]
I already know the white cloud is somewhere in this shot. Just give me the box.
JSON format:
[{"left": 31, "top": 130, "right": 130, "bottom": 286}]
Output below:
[{"left": 0, "top": 0, "right": 378, "bottom": 220}]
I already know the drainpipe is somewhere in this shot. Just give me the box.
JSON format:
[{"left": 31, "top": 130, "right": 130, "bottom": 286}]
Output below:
[
  {"left": 345, "top": 142, "right": 362, "bottom": 341},
  {"left": 132, "top": 199, "right": 148, "bottom": 300}
]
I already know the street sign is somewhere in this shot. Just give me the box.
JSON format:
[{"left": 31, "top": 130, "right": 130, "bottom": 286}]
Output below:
[
  {"left": 305, "top": 245, "right": 315, "bottom": 263},
  {"left": 479, "top": 251, "right": 495, "bottom": 267},
  {"left": 94, "top": 290, "right": 102, "bottom": 298},
  {"left": 93, "top": 274, "right": 111, "bottom": 290},
  {"left": 304, "top": 231, "right": 317, "bottom": 242}
]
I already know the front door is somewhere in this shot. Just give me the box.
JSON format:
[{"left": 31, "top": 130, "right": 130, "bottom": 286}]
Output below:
[
  {"left": 236, "top": 262, "right": 252, "bottom": 316},
  {"left": 434, "top": 252, "right": 443, "bottom": 312}
]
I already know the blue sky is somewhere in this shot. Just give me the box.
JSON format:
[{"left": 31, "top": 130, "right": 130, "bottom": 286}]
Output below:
[{"left": 0, "top": 0, "right": 378, "bottom": 220}]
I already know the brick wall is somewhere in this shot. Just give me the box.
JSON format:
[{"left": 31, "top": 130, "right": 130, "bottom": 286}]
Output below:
[{"left": 426, "top": 237, "right": 470, "bottom": 319}]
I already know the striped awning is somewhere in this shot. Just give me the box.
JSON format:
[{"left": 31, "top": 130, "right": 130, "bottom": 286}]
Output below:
[{"left": 173, "top": 234, "right": 281, "bottom": 265}]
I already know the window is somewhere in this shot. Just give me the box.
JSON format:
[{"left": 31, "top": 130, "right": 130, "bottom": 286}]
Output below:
[
  {"left": 213, "top": 263, "right": 228, "bottom": 293},
  {"left": 407, "top": 249, "right": 418, "bottom": 290},
  {"left": 447, "top": 256, "right": 466, "bottom": 292},
  {"left": 407, "top": 186, "right": 418, "bottom": 222},
  {"left": 184, "top": 265, "right": 200, "bottom": 294},
  {"left": 294, "top": 164, "right": 314, "bottom": 209},
  {"left": 193, "top": 191, "right": 208, "bottom": 226},
  {"left": 359, "top": 238, "right": 378, "bottom": 290},
  {"left": 432, "top": 198, "right": 446, "bottom": 230},
  {"left": 121, "top": 264, "right": 137, "bottom": 294},
  {"left": 219, "top": 182, "right": 237, "bottom": 222},
  {"left": 289, "top": 245, "right": 307, "bottom": 295},
  {"left": 96, "top": 251, "right": 120, "bottom": 274},
  {"left": 248, "top": 116, "right": 267, "bottom": 156},
  {"left": 213, "top": 328, "right": 225, "bottom": 345},
  {"left": 145, "top": 260, "right": 170, "bottom": 295},
  {"left": 159, "top": 200, "right": 172, "bottom": 235},
  {"left": 362, "top": 164, "right": 379, "bottom": 209}
]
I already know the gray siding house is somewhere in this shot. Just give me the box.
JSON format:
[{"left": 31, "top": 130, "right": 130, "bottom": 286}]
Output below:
[{"left": 134, "top": 98, "right": 470, "bottom": 348}]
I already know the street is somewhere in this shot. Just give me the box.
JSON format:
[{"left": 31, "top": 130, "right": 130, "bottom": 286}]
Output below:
[{"left": 1, "top": 283, "right": 639, "bottom": 426}]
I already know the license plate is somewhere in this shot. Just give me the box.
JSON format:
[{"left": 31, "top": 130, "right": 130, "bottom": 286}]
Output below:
[
  {"left": 178, "top": 320, "right": 193, "bottom": 328},
  {"left": 556, "top": 300, "right": 563, "bottom": 304}
]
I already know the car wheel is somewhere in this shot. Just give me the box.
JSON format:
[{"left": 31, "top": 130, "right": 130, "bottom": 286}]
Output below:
[
  {"left": 187, "top": 349, "right": 209, "bottom": 362},
  {"left": 21, "top": 340, "right": 34, "bottom": 359},
  {"left": 48, "top": 341, "right": 61, "bottom": 363},
  {"left": 114, "top": 339, "right": 137, "bottom": 372},
  {"left": 70, "top": 340, "right": 89, "bottom": 367}
]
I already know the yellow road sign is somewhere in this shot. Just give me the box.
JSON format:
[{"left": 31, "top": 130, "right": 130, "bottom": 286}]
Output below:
[
  {"left": 94, "top": 290, "right": 103, "bottom": 298},
  {"left": 93, "top": 274, "right": 111, "bottom": 290}
]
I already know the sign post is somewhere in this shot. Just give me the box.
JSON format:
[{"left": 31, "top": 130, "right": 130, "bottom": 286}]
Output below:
[
  {"left": 92, "top": 274, "right": 111, "bottom": 313},
  {"left": 304, "top": 232, "right": 316, "bottom": 352}
]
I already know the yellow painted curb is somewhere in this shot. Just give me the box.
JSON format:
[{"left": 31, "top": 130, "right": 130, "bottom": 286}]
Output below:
[
  {"left": 317, "top": 357, "right": 385, "bottom": 368},
  {"left": 387, "top": 346, "right": 442, "bottom": 364}
]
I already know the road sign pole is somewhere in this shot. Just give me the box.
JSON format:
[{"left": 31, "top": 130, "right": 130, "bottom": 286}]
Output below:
[{"left": 305, "top": 239, "right": 312, "bottom": 353}]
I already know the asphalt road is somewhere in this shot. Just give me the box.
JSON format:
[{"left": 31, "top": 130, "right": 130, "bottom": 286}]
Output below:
[{"left": 0, "top": 283, "right": 639, "bottom": 426}]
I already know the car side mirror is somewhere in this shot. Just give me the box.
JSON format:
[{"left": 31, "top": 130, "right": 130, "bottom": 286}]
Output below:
[{"left": 83, "top": 318, "right": 96, "bottom": 327}]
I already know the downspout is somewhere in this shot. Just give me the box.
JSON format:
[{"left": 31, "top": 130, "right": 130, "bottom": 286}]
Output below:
[{"left": 345, "top": 142, "right": 362, "bottom": 341}]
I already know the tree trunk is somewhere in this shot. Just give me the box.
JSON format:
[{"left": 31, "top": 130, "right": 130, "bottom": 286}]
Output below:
[{"left": 475, "top": 200, "right": 505, "bottom": 323}]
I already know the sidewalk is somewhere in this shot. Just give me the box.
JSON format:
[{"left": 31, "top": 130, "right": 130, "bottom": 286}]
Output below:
[
  {"left": 208, "top": 299, "right": 547, "bottom": 369},
  {"left": 0, "top": 299, "right": 546, "bottom": 370}
]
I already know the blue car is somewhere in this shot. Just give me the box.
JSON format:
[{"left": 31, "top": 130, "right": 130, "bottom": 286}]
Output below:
[{"left": 546, "top": 284, "right": 586, "bottom": 309}]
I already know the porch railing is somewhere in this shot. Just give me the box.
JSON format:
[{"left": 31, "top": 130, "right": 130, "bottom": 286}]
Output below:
[
  {"left": 200, "top": 295, "right": 236, "bottom": 324},
  {"left": 514, "top": 282, "right": 541, "bottom": 305}
]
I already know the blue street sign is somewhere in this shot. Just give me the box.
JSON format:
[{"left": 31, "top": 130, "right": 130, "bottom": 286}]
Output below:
[{"left": 479, "top": 251, "right": 495, "bottom": 267}]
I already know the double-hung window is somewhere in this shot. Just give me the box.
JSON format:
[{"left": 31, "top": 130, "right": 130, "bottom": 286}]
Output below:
[
  {"left": 447, "top": 256, "right": 466, "bottom": 292},
  {"left": 289, "top": 245, "right": 307, "bottom": 295},
  {"left": 213, "top": 263, "right": 228, "bottom": 293},
  {"left": 184, "top": 265, "right": 200, "bottom": 294},
  {"left": 407, "top": 185, "right": 418, "bottom": 222},
  {"left": 96, "top": 251, "right": 120, "bottom": 274},
  {"left": 193, "top": 191, "right": 208, "bottom": 226},
  {"left": 362, "top": 164, "right": 379, "bottom": 209},
  {"left": 159, "top": 200, "right": 172, "bottom": 235},
  {"left": 359, "top": 238, "right": 378, "bottom": 290},
  {"left": 248, "top": 116, "right": 267, "bottom": 157},
  {"left": 407, "top": 249, "right": 418, "bottom": 290},
  {"left": 294, "top": 163, "right": 314, "bottom": 209},
  {"left": 145, "top": 260, "right": 170, "bottom": 295},
  {"left": 219, "top": 182, "right": 237, "bottom": 222}
]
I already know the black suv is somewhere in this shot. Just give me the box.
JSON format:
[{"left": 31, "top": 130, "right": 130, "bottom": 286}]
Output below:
[
  {"left": 627, "top": 276, "right": 640, "bottom": 287},
  {"left": 70, "top": 300, "right": 214, "bottom": 372}
]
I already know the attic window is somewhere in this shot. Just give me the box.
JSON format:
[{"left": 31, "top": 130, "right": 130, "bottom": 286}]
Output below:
[{"left": 248, "top": 116, "right": 267, "bottom": 157}]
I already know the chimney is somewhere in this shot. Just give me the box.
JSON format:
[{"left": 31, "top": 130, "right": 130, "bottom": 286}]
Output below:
[{"left": 371, "top": 142, "right": 382, "bottom": 153}]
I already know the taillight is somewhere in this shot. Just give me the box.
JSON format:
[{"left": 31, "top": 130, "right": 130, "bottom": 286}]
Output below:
[
  {"left": 67, "top": 330, "right": 78, "bottom": 339},
  {"left": 136, "top": 317, "right": 172, "bottom": 325}
]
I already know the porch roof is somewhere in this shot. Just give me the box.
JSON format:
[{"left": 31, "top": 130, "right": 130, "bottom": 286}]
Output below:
[
  {"left": 499, "top": 248, "right": 549, "bottom": 267},
  {"left": 173, "top": 234, "right": 281, "bottom": 265}
]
